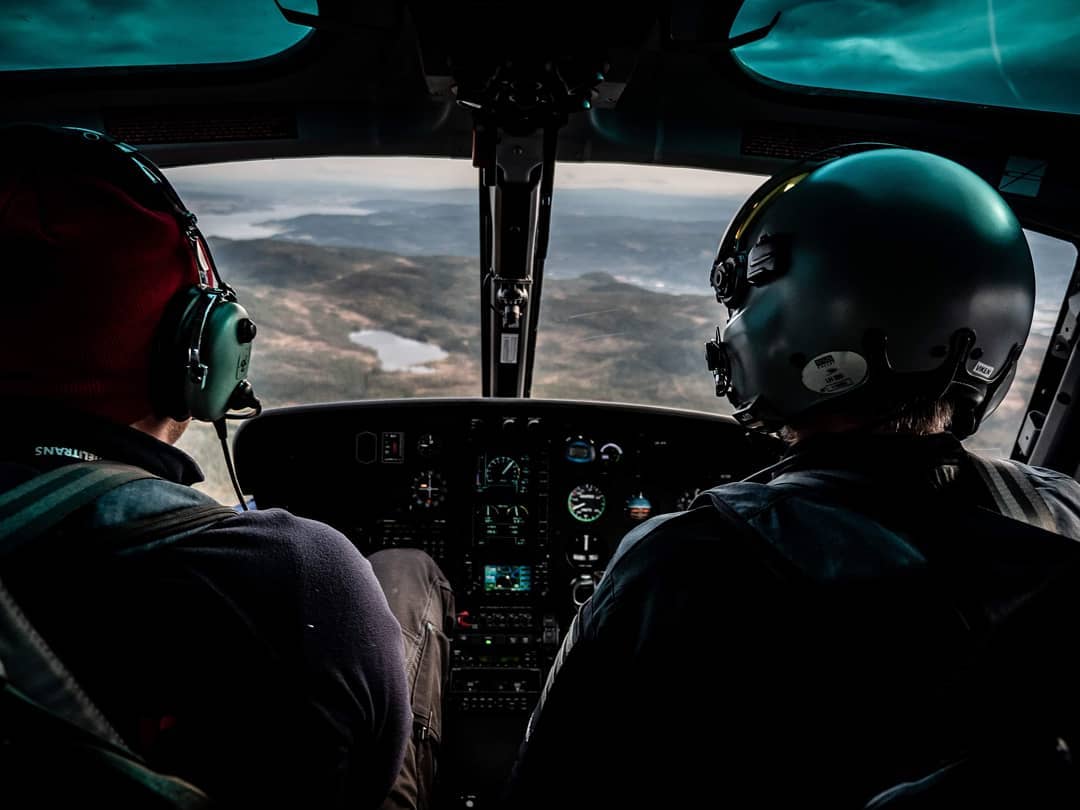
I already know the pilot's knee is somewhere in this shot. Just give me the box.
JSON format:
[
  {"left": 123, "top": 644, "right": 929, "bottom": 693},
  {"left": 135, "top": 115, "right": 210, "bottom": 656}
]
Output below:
[
  {"left": 371, "top": 547, "right": 448, "bottom": 586},
  {"left": 370, "top": 548, "right": 455, "bottom": 627}
]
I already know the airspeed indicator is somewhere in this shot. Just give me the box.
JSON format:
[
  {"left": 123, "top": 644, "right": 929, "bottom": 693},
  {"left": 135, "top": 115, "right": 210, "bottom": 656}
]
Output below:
[{"left": 568, "top": 484, "right": 606, "bottom": 523}]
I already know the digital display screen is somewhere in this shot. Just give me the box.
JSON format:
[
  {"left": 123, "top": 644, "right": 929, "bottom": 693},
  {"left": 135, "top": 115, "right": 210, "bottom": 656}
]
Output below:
[
  {"left": 475, "top": 453, "right": 530, "bottom": 495},
  {"left": 484, "top": 564, "right": 532, "bottom": 593},
  {"left": 477, "top": 504, "right": 529, "bottom": 544},
  {"left": 565, "top": 439, "right": 595, "bottom": 463}
]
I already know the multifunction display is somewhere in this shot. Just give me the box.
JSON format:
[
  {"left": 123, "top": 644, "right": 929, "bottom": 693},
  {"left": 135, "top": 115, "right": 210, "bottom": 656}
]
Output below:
[
  {"left": 475, "top": 453, "right": 536, "bottom": 545},
  {"left": 484, "top": 564, "right": 533, "bottom": 593}
]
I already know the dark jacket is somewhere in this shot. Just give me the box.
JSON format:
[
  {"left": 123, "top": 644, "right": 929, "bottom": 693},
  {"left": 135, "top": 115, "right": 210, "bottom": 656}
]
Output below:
[
  {"left": 505, "top": 433, "right": 1080, "bottom": 809},
  {"left": 0, "top": 411, "right": 410, "bottom": 810}
]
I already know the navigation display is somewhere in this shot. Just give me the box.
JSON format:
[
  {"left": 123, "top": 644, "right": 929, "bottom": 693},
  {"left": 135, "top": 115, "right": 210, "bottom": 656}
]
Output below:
[
  {"left": 476, "top": 453, "right": 531, "bottom": 495},
  {"left": 484, "top": 564, "right": 532, "bottom": 593}
]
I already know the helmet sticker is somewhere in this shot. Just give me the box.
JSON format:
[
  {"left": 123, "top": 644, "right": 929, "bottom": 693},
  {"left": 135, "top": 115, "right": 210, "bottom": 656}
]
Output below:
[
  {"left": 801, "top": 351, "right": 868, "bottom": 395},
  {"left": 972, "top": 361, "right": 996, "bottom": 380}
]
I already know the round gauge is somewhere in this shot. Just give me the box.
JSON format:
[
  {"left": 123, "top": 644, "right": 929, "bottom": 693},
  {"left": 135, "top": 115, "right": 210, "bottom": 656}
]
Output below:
[
  {"left": 626, "top": 493, "right": 652, "bottom": 521},
  {"left": 568, "top": 484, "right": 606, "bottom": 523},
  {"left": 675, "top": 488, "right": 701, "bottom": 511},
  {"left": 565, "top": 436, "right": 596, "bottom": 464},
  {"left": 417, "top": 433, "right": 441, "bottom": 457},
  {"left": 599, "top": 442, "right": 623, "bottom": 464},
  {"left": 412, "top": 470, "right": 447, "bottom": 509},
  {"left": 567, "top": 534, "right": 602, "bottom": 567},
  {"left": 486, "top": 455, "right": 521, "bottom": 487}
]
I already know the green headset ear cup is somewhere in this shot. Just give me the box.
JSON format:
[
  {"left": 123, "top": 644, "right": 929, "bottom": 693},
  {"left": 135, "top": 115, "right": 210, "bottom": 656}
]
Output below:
[
  {"left": 184, "top": 297, "right": 254, "bottom": 422},
  {"left": 149, "top": 286, "right": 204, "bottom": 421},
  {"left": 149, "top": 287, "right": 255, "bottom": 423}
]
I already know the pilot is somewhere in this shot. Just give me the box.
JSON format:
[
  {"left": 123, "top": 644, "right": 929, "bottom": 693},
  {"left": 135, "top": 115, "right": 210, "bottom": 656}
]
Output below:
[
  {"left": 0, "top": 124, "right": 451, "bottom": 810},
  {"left": 502, "top": 147, "right": 1080, "bottom": 808}
]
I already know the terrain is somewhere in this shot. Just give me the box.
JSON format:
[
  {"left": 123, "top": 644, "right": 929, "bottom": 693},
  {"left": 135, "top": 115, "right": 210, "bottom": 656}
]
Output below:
[{"left": 172, "top": 187, "right": 1073, "bottom": 503}]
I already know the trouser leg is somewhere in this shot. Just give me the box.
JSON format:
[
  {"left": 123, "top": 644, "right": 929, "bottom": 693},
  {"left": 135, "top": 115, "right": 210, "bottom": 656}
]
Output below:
[{"left": 370, "top": 549, "right": 455, "bottom": 810}]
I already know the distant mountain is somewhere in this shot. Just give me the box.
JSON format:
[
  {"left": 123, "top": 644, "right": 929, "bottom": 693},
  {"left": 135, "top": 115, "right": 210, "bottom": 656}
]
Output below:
[
  {"left": 250, "top": 195, "right": 741, "bottom": 295},
  {"left": 182, "top": 232, "right": 1060, "bottom": 500},
  {"left": 184, "top": 183, "right": 1073, "bottom": 301}
]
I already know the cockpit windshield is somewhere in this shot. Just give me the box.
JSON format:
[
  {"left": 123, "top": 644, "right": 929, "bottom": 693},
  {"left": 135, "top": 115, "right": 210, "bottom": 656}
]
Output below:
[{"left": 166, "top": 158, "right": 1075, "bottom": 500}]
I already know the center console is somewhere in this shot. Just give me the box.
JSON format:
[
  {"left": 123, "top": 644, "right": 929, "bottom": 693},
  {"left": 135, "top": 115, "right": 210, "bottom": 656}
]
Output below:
[{"left": 234, "top": 398, "right": 778, "bottom": 806}]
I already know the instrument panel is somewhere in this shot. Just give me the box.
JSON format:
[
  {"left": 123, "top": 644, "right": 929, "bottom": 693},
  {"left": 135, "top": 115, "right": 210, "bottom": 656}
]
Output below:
[{"left": 233, "top": 398, "right": 779, "bottom": 807}]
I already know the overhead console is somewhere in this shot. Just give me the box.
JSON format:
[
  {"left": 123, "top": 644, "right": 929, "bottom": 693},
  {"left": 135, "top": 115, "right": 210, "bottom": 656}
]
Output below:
[{"left": 233, "top": 398, "right": 779, "bottom": 807}]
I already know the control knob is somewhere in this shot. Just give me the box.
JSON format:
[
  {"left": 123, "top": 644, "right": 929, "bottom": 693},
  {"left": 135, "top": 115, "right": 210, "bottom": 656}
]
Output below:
[{"left": 571, "top": 574, "right": 596, "bottom": 607}]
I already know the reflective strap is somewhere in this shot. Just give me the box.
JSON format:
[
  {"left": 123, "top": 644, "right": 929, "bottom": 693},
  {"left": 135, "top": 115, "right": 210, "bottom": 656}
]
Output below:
[
  {"left": 968, "top": 454, "right": 1057, "bottom": 534},
  {"left": 0, "top": 462, "right": 156, "bottom": 556},
  {"left": 0, "top": 576, "right": 127, "bottom": 748},
  {"left": 998, "top": 459, "right": 1057, "bottom": 534}
]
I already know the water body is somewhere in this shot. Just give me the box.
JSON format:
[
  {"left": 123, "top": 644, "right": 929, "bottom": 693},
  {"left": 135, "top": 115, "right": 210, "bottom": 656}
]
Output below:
[
  {"left": 349, "top": 329, "right": 448, "bottom": 373},
  {"left": 195, "top": 203, "right": 374, "bottom": 240}
]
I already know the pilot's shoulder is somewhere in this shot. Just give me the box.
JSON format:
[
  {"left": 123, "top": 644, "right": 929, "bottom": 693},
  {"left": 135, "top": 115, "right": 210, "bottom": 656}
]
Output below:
[
  {"left": 1014, "top": 459, "right": 1080, "bottom": 493},
  {"left": 606, "top": 482, "right": 779, "bottom": 573},
  {"left": 190, "top": 506, "right": 375, "bottom": 580},
  {"left": 720, "top": 478, "right": 928, "bottom": 581},
  {"left": 1012, "top": 460, "right": 1080, "bottom": 537},
  {"left": 93, "top": 479, "right": 374, "bottom": 576}
]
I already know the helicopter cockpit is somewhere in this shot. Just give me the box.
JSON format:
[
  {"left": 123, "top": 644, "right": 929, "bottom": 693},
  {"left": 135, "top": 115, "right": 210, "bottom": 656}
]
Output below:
[{"left": 3, "top": 1, "right": 1080, "bottom": 807}]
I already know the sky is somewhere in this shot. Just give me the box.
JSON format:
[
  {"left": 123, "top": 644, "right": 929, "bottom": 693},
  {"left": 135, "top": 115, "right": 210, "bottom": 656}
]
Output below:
[
  {"left": 3, "top": 2, "right": 1078, "bottom": 116},
  {"left": 0, "top": 0, "right": 315, "bottom": 69},
  {"left": 4, "top": 0, "right": 1075, "bottom": 117},
  {"left": 732, "top": 0, "right": 1080, "bottom": 114},
  {"left": 170, "top": 157, "right": 765, "bottom": 197}
]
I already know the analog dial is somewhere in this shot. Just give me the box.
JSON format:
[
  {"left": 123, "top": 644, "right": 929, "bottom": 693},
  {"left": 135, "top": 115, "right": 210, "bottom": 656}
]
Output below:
[
  {"left": 626, "top": 493, "right": 652, "bottom": 521},
  {"left": 412, "top": 470, "right": 447, "bottom": 509},
  {"left": 417, "top": 433, "right": 441, "bottom": 457},
  {"left": 568, "top": 484, "right": 606, "bottom": 523},
  {"left": 485, "top": 455, "right": 521, "bottom": 487}
]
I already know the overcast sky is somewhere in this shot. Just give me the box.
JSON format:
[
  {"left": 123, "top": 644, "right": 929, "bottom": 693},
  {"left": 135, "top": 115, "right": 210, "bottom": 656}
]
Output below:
[
  {"left": 733, "top": 0, "right": 1080, "bottom": 114},
  {"left": 4, "top": 1, "right": 1077, "bottom": 117},
  {"left": 0, "top": 0, "right": 315, "bottom": 68},
  {"left": 170, "top": 157, "right": 765, "bottom": 197}
]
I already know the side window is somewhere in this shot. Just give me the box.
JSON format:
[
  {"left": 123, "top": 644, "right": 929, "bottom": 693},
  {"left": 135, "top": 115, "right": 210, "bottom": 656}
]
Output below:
[{"left": 966, "top": 231, "right": 1077, "bottom": 457}]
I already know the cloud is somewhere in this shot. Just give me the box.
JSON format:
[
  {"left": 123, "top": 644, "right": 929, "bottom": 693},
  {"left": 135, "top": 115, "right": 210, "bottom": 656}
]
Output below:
[
  {"left": 733, "top": 0, "right": 1080, "bottom": 113},
  {"left": 168, "top": 156, "right": 764, "bottom": 197},
  {"left": 0, "top": 0, "right": 310, "bottom": 69}
]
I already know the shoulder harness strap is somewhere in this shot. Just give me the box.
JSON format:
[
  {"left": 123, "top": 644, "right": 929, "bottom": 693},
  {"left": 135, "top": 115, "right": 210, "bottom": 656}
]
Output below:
[
  {"left": 0, "top": 461, "right": 237, "bottom": 753},
  {"left": 0, "top": 462, "right": 156, "bottom": 556},
  {"left": 967, "top": 454, "right": 1058, "bottom": 534}
]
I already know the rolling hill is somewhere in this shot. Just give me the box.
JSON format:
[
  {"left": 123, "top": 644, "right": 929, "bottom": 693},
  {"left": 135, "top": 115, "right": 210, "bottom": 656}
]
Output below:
[{"left": 174, "top": 203, "right": 1072, "bottom": 502}]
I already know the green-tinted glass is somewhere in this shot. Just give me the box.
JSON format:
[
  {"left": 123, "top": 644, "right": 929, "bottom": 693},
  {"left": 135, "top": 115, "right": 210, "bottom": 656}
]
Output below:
[
  {"left": 731, "top": 0, "right": 1080, "bottom": 116},
  {"left": 0, "top": 0, "right": 315, "bottom": 71}
]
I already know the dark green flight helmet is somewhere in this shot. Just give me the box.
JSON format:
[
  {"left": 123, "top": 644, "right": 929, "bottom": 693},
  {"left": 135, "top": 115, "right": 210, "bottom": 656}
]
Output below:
[{"left": 705, "top": 146, "right": 1035, "bottom": 439}]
